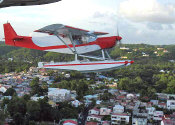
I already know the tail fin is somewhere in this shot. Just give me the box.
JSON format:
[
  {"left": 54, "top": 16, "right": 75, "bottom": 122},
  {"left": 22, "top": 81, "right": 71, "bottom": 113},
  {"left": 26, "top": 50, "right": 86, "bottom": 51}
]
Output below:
[{"left": 3, "top": 23, "right": 18, "bottom": 46}]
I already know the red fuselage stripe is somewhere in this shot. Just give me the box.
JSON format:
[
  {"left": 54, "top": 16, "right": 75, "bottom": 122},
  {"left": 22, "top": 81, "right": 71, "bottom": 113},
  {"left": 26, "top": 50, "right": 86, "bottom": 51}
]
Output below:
[{"left": 44, "top": 61, "right": 130, "bottom": 67}]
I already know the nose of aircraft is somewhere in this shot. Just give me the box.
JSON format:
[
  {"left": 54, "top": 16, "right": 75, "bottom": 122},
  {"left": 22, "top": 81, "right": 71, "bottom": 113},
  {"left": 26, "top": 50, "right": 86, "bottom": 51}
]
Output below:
[
  {"left": 116, "top": 36, "right": 122, "bottom": 41},
  {"left": 96, "top": 36, "right": 123, "bottom": 49}
]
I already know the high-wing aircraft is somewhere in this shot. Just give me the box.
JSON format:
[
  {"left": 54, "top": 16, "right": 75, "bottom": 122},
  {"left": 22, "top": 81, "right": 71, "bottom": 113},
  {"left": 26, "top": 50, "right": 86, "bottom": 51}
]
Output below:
[
  {"left": 3, "top": 23, "right": 134, "bottom": 73},
  {"left": 0, "top": 0, "right": 61, "bottom": 8}
]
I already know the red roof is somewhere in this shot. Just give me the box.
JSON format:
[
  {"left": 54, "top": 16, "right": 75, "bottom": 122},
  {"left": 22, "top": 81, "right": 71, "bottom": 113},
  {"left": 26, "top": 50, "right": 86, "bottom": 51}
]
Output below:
[
  {"left": 88, "top": 115, "right": 103, "bottom": 118},
  {"left": 112, "top": 113, "right": 129, "bottom": 116},
  {"left": 162, "top": 119, "right": 175, "bottom": 125},
  {"left": 118, "top": 96, "right": 125, "bottom": 99},
  {"left": 91, "top": 107, "right": 100, "bottom": 112},
  {"left": 159, "top": 103, "right": 166, "bottom": 106},
  {"left": 63, "top": 120, "right": 77, "bottom": 125},
  {"left": 86, "top": 122, "right": 98, "bottom": 125}
]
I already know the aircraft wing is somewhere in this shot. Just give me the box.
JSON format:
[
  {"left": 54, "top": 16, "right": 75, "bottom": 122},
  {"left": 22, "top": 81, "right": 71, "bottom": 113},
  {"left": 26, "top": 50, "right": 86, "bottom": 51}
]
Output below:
[
  {"left": 35, "top": 24, "right": 109, "bottom": 36},
  {"left": 0, "top": 0, "right": 61, "bottom": 8}
]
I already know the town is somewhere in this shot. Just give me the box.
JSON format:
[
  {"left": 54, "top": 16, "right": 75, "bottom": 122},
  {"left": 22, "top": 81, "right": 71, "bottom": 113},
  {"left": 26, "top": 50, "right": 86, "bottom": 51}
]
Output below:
[
  {"left": 0, "top": 43, "right": 175, "bottom": 125},
  {"left": 0, "top": 66, "right": 175, "bottom": 125}
]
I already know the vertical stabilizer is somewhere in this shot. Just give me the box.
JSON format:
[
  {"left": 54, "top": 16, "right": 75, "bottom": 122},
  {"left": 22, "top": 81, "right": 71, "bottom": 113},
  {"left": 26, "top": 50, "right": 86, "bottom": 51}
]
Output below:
[{"left": 3, "top": 23, "right": 18, "bottom": 46}]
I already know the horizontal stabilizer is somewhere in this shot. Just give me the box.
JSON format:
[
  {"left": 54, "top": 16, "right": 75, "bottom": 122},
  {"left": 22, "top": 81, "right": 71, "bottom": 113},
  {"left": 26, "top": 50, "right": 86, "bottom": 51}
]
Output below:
[{"left": 13, "top": 36, "right": 24, "bottom": 40}]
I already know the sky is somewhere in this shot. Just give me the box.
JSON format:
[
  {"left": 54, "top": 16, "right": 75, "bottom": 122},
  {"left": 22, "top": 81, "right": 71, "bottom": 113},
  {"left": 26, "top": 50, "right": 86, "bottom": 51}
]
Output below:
[{"left": 0, "top": 0, "right": 175, "bottom": 45}]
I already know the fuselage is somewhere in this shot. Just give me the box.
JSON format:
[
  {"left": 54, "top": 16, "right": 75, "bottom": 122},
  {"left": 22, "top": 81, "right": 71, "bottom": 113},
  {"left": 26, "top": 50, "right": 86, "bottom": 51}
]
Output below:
[{"left": 3, "top": 23, "right": 122, "bottom": 54}]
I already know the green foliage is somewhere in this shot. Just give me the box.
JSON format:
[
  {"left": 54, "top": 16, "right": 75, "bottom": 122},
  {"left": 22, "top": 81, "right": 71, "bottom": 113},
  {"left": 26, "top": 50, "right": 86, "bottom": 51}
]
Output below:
[
  {"left": 0, "top": 111, "right": 6, "bottom": 125},
  {"left": 30, "top": 77, "right": 47, "bottom": 96},
  {"left": 53, "top": 79, "right": 89, "bottom": 100},
  {"left": 4, "top": 88, "right": 16, "bottom": 96},
  {"left": 7, "top": 97, "right": 26, "bottom": 117},
  {"left": 27, "top": 101, "right": 40, "bottom": 121},
  {"left": 100, "top": 90, "right": 113, "bottom": 101}
]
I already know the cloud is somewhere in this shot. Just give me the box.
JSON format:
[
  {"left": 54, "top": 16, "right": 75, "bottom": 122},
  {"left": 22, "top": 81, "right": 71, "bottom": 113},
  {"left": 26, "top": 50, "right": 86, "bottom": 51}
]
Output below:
[
  {"left": 119, "top": 0, "right": 175, "bottom": 24},
  {"left": 147, "top": 23, "right": 163, "bottom": 30}
]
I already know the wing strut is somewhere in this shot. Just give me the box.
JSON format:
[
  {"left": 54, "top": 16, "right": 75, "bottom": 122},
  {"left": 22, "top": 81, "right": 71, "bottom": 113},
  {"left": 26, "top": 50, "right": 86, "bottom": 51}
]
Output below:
[
  {"left": 54, "top": 33, "right": 76, "bottom": 54},
  {"left": 68, "top": 32, "right": 77, "bottom": 54},
  {"left": 104, "top": 50, "right": 112, "bottom": 60}
]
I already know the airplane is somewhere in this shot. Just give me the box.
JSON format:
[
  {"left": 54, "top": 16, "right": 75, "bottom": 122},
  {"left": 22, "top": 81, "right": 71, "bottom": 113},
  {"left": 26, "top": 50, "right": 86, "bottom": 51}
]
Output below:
[
  {"left": 0, "top": 0, "right": 61, "bottom": 8},
  {"left": 3, "top": 23, "right": 134, "bottom": 73}
]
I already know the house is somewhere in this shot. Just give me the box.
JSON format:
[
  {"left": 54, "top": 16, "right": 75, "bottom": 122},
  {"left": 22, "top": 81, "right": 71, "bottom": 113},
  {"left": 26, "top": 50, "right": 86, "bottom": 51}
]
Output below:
[
  {"left": 146, "top": 107, "right": 156, "bottom": 116},
  {"left": 161, "top": 119, "right": 175, "bottom": 125},
  {"left": 120, "top": 56, "right": 128, "bottom": 59},
  {"left": 158, "top": 102, "right": 166, "bottom": 109},
  {"left": 167, "top": 100, "right": 175, "bottom": 110},
  {"left": 96, "top": 100, "right": 102, "bottom": 105},
  {"left": 132, "top": 117, "right": 147, "bottom": 125},
  {"left": 86, "top": 122, "right": 98, "bottom": 125},
  {"left": 157, "top": 48, "right": 164, "bottom": 50},
  {"left": 126, "top": 94, "right": 135, "bottom": 99},
  {"left": 113, "top": 105, "right": 124, "bottom": 113},
  {"left": 84, "top": 94, "right": 98, "bottom": 100},
  {"left": 71, "top": 100, "right": 82, "bottom": 107},
  {"left": 0, "top": 86, "right": 7, "bottom": 93},
  {"left": 163, "top": 50, "right": 168, "bottom": 53},
  {"left": 31, "top": 96, "right": 45, "bottom": 101},
  {"left": 100, "top": 107, "right": 111, "bottom": 115},
  {"left": 153, "top": 111, "right": 164, "bottom": 121},
  {"left": 111, "top": 113, "right": 130, "bottom": 125},
  {"left": 65, "top": 74, "right": 70, "bottom": 78},
  {"left": 120, "top": 47, "right": 129, "bottom": 50},
  {"left": 101, "top": 121, "right": 110, "bottom": 125},
  {"left": 48, "top": 88, "right": 71, "bottom": 102},
  {"left": 0, "top": 96, "right": 12, "bottom": 101},
  {"left": 117, "top": 95, "right": 126, "bottom": 100},
  {"left": 63, "top": 120, "right": 77, "bottom": 125},
  {"left": 87, "top": 115, "right": 103, "bottom": 122},
  {"left": 161, "top": 113, "right": 175, "bottom": 125},
  {"left": 89, "top": 107, "right": 100, "bottom": 115},
  {"left": 150, "top": 100, "right": 159, "bottom": 105}
]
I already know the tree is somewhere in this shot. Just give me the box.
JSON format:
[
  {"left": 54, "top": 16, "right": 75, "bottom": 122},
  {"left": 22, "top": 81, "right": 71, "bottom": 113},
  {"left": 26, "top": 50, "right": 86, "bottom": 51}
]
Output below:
[
  {"left": 30, "top": 77, "right": 44, "bottom": 96},
  {"left": 166, "top": 80, "right": 175, "bottom": 94},
  {"left": 7, "top": 97, "right": 26, "bottom": 123},
  {"left": 0, "top": 111, "right": 5, "bottom": 125},
  {"left": 27, "top": 101, "right": 40, "bottom": 121},
  {"left": 38, "top": 97, "right": 53, "bottom": 121},
  {"left": 4, "top": 88, "right": 16, "bottom": 96},
  {"left": 13, "top": 112, "right": 24, "bottom": 125}
]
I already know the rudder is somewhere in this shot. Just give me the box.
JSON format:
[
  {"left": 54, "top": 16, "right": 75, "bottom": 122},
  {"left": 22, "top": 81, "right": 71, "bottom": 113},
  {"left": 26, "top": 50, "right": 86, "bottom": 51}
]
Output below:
[{"left": 3, "top": 23, "right": 18, "bottom": 46}]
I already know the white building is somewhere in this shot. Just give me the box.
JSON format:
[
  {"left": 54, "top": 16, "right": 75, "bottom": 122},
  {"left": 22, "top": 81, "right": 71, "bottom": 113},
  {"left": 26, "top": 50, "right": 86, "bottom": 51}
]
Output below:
[
  {"left": 120, "top": 47, "right": 129, "bottom": 50},
  {"left": 167, "top": 100, "right": 175, "bottom": 110},
  {"left": 111, "top": 113, "right": 130, "bottom": 125},
  {"left": 0, "top": 86, "right": 7, "bottom": 93},
  {"left": 100, "top": 107, "right": 111, "bottom": 116},
  {"left": 87, "top": 115, "right": 103, "bottom": 122},
  {"left": 113, "top": 105, "right": 124, "bottom": 113},
  {"left": 150, "top": 100, "right": 159, "bottom": 105},
  {"left": 153, "top": 111, "right": 164, "bottom": 121},
  {"left": 146, "top": 107, "right": 156, "bottom": 116},
  {"left": 71, "top": 100, "right": 82, "bottom": 107},
  {"left": 89, "top": 108, "right": 100, "bottom": 115},
  {"left": 48, "top": 88, "right": 71, "bottom": 102},
  {"left": 132, "top": 118, "right": 147, "bottom": 125},
  {"left": 127, "top": 94, "right": 135, "bottom": 99},
  {"left": 31, "top": 96, "right": 45, "bottom": 101}
]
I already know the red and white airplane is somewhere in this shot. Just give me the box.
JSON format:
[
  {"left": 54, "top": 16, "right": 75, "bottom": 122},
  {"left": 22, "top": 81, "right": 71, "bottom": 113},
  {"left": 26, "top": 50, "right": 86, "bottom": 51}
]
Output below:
[{"left": 3, "top": 23, "right": 134, "bottom": 73}]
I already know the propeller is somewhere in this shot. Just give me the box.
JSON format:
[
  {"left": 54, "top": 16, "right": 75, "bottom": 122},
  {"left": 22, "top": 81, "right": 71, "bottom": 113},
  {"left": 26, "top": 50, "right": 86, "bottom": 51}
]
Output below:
[{"left": 116, "top": 25, "right": 122, "bottom": 46}]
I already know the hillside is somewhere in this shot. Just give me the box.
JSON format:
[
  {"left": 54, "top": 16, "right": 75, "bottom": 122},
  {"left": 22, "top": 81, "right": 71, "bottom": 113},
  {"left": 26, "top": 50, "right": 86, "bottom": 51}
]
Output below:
[{"left": 0, "top": 42, "right": 175, "bottom": 96}]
